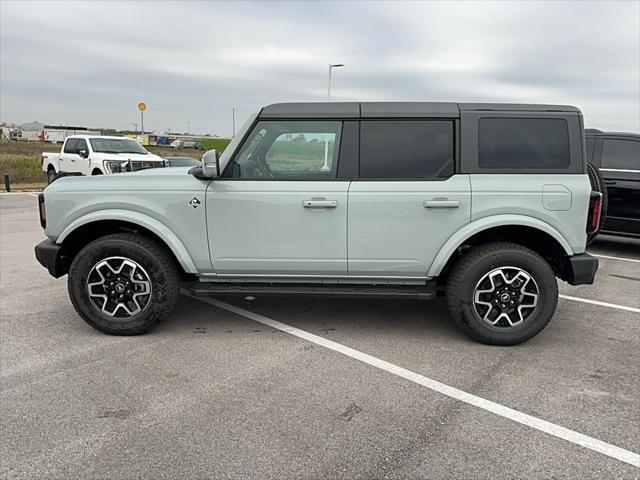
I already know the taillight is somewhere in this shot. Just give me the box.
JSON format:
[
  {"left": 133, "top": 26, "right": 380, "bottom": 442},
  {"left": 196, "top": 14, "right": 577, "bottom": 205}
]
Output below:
[
  {"left": 38, "top": 193, "right": 46, "bottom": 229},
  {"left": 586, "top": 191, "right": 602, "bottom": 234}
]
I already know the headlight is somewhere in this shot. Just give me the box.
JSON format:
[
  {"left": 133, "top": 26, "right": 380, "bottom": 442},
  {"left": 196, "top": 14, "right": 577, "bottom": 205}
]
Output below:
[{"left": 105, "top": 160, "right": 125, "bottom": 173}]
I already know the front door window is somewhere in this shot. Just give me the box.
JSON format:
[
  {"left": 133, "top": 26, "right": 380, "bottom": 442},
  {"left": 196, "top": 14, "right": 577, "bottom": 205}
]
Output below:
[{"left": 228, "top": 121, "right": 342, "bottom": 180}]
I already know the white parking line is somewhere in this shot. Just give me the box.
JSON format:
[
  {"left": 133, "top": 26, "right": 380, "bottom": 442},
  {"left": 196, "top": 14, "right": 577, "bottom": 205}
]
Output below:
[
  {"left": 184, "top": 292, "right": 640, "bottom": 468},
  {"left": 560, "top": 294, "right": 640, "bottom": 313},
  {"left": 590, "top": 253, "right": 640, "bottom": 264},
  {"left": 0, "top": 192, "right": 39, "bottom": 196}
]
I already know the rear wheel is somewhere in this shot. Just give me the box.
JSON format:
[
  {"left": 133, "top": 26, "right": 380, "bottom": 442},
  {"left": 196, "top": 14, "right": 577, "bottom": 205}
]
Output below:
[
  {"left": 446, "top": 242, "right": 558, "bottom": 345},
  {"left": 68, "top": 233, "right": 179, "bottom": 335}
]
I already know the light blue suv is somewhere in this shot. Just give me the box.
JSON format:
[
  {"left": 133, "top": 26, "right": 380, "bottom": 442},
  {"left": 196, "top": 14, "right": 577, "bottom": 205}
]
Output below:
[{"left": 35, "top": 102, "right": 602, "bottom": 345}]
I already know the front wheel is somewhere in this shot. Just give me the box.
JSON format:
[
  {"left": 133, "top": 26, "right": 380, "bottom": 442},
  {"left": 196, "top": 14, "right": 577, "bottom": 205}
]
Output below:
[
  {"left": 446, "top": 242, "right": 558, "bottom": 346},
  {"left": 67, "top": 233, "right": 179, "bottom": 335},
  {"left": 47, "top": 169, "right": 57, "bottom": 184}
]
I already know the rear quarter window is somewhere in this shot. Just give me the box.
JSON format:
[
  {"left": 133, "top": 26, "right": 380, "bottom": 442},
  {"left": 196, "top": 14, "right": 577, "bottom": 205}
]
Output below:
[{"left": 478, "top": 118, "right": 570, "bottom": 169}]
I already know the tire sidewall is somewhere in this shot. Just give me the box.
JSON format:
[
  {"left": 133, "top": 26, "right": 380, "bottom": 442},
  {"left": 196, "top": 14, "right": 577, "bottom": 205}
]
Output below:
[
  {"left": 68, "top": 238, "right": 177, "bottom": 334},
  {"left": 456, "top": 250, "right": 558, "bottom": 344}
]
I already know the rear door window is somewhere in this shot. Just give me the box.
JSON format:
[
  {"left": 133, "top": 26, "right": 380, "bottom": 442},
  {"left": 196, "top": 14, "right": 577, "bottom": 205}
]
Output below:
[
  {"left": 359, "top": 120, "right": 454, "bottom": 179},
  {"left": 63, "top": 138, "right": 78, "bottom": 154},
  {"left": 601, "top": 139, "right": 640, "bottom": 170},
  {"left": 478, "top": 118, "right": 570, "bottom": 169}
]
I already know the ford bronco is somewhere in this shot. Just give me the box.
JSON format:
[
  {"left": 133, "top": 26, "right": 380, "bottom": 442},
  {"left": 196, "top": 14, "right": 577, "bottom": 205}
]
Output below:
[{"left": 34, "top": 102, "right": 602, "bottom": 345}]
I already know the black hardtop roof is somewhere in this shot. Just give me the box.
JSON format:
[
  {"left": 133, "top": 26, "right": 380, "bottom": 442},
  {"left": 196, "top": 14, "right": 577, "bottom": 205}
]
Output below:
[{"left": 259, "top": 102, "right": 581, "bottom": 119}]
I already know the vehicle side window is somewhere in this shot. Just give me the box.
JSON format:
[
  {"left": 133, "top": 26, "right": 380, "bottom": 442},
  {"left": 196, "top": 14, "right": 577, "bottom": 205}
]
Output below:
[
  {"left": 63, "top": 138, "right": 78, "bottom": 154},
  {"left": 478, "top": 118, "right": 570, "bottom": 169},
  {"left": 601, "top": 139, "right": 640, "bottom": 170},
  {"left": 229, "top": 121, "right": 342, "bottom": 180},
  {"left": 359, "top": 120, "right": 454, "bottom": 179},
  {"left": 76, "top": 139, "right": 88, "bottom": 152}
]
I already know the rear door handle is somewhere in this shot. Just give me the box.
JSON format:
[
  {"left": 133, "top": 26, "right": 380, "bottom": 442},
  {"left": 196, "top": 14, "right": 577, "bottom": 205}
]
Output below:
[
  {"left": 423, "top": 200, "right": 460, "bottom": 208},
  {"left": 303, "top": 200, "right": 338, "bottom": 208}
]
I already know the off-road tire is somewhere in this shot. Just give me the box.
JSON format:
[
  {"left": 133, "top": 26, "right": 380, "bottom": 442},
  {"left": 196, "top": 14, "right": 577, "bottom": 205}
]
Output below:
[
  {"left": 68, "top": 233, "right": 179, "bottom": 335},
  {"left": 446, "top": 242, "right": 558, "bottom": 346},
  {"left": 586, "top": 162, "right": 608, "bottom": 245}
]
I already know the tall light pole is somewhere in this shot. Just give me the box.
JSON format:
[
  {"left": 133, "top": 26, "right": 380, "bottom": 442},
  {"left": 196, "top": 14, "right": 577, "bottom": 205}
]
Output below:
[
  {"left": 327, "top": 63, "right": 345, "bottom": 98},
  {"left": 323, "top": 64, "right": 344, "bottom": 171},
  {"left": 232, "top": 108, "right": 236, "bottom": 137}
]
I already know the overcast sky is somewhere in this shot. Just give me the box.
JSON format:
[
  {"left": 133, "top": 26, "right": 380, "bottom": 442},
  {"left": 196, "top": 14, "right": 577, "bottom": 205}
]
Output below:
[{"left": 1, "top": 0, "right": 638, "bottom": 136}]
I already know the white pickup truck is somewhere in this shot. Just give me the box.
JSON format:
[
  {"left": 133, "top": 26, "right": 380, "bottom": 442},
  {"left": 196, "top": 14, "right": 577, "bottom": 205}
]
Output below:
[{"left": 41, "top": 135, "right": 166, "bottom": 183}]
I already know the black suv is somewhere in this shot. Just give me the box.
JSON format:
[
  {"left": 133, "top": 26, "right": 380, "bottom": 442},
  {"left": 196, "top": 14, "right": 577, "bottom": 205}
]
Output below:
[{"left": 586, "top": 129, "right": 640, "bottom": 238}]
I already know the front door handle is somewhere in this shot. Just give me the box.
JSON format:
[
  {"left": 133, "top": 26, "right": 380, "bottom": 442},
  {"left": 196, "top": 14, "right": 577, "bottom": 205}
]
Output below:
[
  {"left": 424, "top": 200, "right": 460, "bottom": 208},
  {"left": 605, "top": 180, "right": 617, "bottom": 186},
  {"left": 303, "top": 200, "right": 338, "bottom": 208}
]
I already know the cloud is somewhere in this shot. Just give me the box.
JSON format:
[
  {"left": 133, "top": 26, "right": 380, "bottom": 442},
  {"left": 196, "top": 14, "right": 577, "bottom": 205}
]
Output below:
[{"left": 1, "top": 0, "right": 638, "bottom": 135}]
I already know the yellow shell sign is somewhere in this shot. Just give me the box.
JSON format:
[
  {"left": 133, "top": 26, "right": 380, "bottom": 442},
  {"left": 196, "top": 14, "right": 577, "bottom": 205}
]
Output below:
[{"left": 138, "top": 102, "right": 146, "bottom": 111}]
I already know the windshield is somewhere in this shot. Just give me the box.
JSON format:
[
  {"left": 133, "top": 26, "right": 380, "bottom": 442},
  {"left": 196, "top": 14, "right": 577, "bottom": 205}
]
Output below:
[{"left": 89, "top": 138, "right": 148, "bottom": 154}]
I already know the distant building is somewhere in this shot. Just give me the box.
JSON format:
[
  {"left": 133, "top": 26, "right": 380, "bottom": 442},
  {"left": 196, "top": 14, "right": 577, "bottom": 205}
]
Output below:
[{"left": 20, "top": 121, "right": 45, "bottom": 132}]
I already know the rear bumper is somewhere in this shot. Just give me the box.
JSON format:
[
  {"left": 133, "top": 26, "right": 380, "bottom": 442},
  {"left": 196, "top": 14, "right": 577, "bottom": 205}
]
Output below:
[
  {"left": 565, "top": 253, "right": 599, "bottom": 285},
  {"left": 34, "top": 239, "right": 68, "bottom": 278}
]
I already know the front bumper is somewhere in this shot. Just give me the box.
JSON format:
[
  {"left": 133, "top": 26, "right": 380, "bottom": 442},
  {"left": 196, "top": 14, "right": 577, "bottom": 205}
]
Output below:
[
  {"left": 565, "top": 253, "right": 599, "bottom": 285},
  {"left": 34, "top": 239, "right": 68, "bottom": 278}
]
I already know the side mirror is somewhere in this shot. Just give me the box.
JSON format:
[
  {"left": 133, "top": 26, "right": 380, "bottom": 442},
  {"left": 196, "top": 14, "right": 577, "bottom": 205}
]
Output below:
[
  {"left": 190, "top": 149, "right": 220, "bottom": 180},
  {"left": 202, "top": 149, "right": 220, "bottom": 178},
  {"left": 78, "top": 149, "right": 89, "bottom": 158}
]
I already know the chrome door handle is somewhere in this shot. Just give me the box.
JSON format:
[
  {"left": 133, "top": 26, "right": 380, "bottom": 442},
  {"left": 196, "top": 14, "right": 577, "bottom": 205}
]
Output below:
[
  {"left": 303, "top": 200, "right": 338, "bottom": 208},
  {"left": 423, "top": 200, "right": 460, "bottom": 208}
]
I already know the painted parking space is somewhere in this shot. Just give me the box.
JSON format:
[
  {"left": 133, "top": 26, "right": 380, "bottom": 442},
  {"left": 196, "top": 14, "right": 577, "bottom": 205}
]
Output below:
[{"left": 2, "top": 194, "right": 639, "bottom": 479}]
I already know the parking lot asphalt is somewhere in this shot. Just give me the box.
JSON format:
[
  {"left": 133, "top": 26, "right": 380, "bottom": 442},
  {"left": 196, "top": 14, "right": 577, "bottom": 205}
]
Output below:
[{"left": 1, "top": 193, "right": 639, "bottom": 479}]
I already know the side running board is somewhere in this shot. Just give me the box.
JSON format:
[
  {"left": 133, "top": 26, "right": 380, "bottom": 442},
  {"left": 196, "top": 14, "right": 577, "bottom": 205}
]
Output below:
[{"left": 186, "top": 282, "right": 436, "bottom": 300}]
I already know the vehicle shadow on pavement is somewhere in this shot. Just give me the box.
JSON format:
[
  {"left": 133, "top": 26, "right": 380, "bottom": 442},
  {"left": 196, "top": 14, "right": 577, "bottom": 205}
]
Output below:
[
  {"left": 590, "top": 235, "right": 640, "bottom": 257},
  {"left": 167, "top": 294, "right": 471, "bottom": 343}
]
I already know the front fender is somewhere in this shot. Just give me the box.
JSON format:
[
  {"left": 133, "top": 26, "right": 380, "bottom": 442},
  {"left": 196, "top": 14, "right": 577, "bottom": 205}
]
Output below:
[
  {"left": 57, "top": 209, "right": 198, "bottom": 273},
  {"left": 426, "top": 214, "right": 574, "bottom": 277}
]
